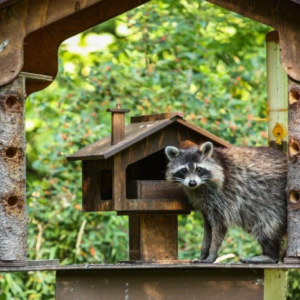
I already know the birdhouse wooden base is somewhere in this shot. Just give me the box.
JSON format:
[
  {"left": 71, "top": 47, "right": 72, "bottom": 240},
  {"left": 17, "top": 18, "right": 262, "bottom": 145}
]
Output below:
[{"left": 128, "top": 214, "right": 178, "bottom": 261}]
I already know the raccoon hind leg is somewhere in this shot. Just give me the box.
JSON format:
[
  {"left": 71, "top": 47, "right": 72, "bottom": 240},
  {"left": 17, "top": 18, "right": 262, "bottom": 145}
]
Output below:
[{"left": 240, "top": 237, "right": 280, "bottom": 264}]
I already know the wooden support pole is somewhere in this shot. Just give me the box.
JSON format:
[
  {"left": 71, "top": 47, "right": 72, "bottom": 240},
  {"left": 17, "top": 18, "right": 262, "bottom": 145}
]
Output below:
[
  {"left": 264, "top": 269, "right": 287, "bottom": 300},
  {"left": 0, "top": 76, "right": 28, "bottom": 266},
  {"left": 128, "top": 214, "right": 178, "bottom": 262},
  {"left": 266, "top": 31, "right": 288, "bottom": 151}
]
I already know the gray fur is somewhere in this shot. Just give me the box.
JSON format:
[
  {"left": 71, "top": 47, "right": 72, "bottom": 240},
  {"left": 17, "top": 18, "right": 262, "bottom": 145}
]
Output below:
[{"left": 165, "top": 142, "right": 287, "bottom": 264}]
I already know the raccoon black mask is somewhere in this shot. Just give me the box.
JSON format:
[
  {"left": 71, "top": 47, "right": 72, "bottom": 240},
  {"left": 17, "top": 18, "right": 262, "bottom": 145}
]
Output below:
[{"left": 165, "top": 142, "right": 224, "bottom": 189}]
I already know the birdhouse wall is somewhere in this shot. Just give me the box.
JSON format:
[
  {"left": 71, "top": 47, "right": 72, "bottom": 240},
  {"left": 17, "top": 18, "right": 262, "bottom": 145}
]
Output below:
[{"left": 82, "top": 158, "right": 113, "bottom": 212}]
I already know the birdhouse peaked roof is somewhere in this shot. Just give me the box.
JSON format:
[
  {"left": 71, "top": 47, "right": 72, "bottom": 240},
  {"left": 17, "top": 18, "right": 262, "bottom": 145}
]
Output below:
[{"left": 67, "top": 112, "right": 231, "bottom": 161}]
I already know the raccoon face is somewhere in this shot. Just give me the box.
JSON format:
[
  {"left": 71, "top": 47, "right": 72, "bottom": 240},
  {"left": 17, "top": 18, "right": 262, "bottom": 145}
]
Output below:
[{"left": 165, "top": 142, "right": 219, "bottom": 189}]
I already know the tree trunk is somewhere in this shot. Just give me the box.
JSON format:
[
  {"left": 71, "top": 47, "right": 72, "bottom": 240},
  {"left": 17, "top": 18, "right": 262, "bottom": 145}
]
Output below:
[
  {"left": 0, "top": 76, "right": 28, "bottom": 266},
  {"left": 286, "top": 78, "right": 300, "bottom": 261}
]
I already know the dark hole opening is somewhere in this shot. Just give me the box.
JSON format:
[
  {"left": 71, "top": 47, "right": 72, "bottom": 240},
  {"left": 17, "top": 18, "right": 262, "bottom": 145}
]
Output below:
[
  {"left": 126, "top": 149, "right": 168, "bottom": 199},
  {"left": 5, "top": 147, "right": 18, "bottom": 158},
  {"left": 6, "top": 96, "right": 18, "bottom": 108},
  {"left": 7, "top": 196, "right": 19, "bottom": 207}
]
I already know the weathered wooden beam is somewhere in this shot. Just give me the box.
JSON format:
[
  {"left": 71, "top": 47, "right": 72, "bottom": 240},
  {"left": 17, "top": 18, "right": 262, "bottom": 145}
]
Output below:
[{"left": 0, "top": 76, "right": 28, "bottom": 266}]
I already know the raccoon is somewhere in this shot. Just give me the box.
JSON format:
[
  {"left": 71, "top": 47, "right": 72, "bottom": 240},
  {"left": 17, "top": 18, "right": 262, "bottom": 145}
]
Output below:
[{"left": 165, "top": 142, "right": 287, "bottom": 264}]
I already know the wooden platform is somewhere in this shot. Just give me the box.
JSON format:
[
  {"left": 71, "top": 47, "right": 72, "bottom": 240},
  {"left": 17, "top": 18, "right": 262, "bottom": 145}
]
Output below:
[
  {"left": 1, "top": 261, "right": 300, "bottom": 272},
  {"left": 53, "top": 263, "right": 289, "bottom": 300},
  {"left": 0, "top": 261, "right": 289, "bottom": 299}
]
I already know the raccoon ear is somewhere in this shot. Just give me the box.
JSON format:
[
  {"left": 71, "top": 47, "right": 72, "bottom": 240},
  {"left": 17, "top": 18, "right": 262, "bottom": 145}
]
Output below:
[
  {"left": 165, "top": 146, "right": 180, "bottom": 161},
  {"left": 199, "top": 142, "right": 213, "bottom": 158}
]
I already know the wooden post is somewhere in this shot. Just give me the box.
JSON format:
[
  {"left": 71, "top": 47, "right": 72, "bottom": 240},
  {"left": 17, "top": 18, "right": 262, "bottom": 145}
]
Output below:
[
  {"left": 266, "top": 31, "right": 288, "bottom": 151},
  {"left": 0, "top": 76, "right": 28, "bottom": 266},
  {"left": 107, "top": 104, "right": 130, "bottom": 145},
  {"left": 286, "top": 78, "right": 300, "bottom": 263},
  {"left": 264, "top": 269, "right": 287, "bottom": 300},
  {"left": 129, "top": 214, "right": 178, "bottom": 262}
]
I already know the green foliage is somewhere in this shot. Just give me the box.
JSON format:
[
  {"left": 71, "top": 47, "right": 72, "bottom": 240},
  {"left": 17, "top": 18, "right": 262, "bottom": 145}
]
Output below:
[{"left": 2, "top": 0, "right": 298, "bottom": 299}]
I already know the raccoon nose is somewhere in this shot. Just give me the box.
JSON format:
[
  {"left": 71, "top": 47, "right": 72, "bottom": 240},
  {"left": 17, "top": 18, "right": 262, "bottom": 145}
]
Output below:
[{"left": 189, "top": 180, "right": 197, "bottom": 187}]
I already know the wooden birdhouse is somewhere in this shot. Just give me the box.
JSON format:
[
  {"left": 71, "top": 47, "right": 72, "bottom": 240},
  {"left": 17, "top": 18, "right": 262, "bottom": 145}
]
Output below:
[{"left": 67, "top": 106, "right": 230, "bottom": 262}]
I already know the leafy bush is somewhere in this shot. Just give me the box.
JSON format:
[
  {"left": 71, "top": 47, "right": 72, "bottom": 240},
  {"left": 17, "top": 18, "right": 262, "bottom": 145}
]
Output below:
[{"left": 1, "top": 0, "right": 298, "bottom": 299}]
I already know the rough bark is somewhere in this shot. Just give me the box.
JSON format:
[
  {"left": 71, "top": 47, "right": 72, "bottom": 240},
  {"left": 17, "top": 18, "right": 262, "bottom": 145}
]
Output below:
[
  {"left": 287, "top": 78, "right": 300, "bottom": 258},
  {"left": 0, "top": 76, "right": 28, "bottom": 265}
]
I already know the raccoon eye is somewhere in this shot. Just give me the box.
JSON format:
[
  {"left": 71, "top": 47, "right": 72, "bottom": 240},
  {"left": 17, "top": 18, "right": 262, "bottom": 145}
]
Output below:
[
  {"left": 181, "top": 168, "right": 187, "bottom": 173},
  {"left": 197, "top": 167, "right": 203, "bottom": 172}
]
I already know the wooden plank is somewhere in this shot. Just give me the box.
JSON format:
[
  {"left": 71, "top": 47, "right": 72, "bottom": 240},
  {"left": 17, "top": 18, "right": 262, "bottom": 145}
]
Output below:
[
  {"left": 0, "top": 76, "right": 28, "bottom": 265},
  {"left": 127, "top": 180, "right": 187, "bottom": 200},
  {"left": 131, "top": 112, "right": 184, "bottom": 123},
  {"left": 264, "top": 269, "right": 287, "bottom": 300}
]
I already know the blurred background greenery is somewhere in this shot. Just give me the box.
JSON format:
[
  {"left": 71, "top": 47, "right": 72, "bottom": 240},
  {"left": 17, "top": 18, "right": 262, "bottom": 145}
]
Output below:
[{"left": 1, "top": 0, "right": 299, "bottom": 298}]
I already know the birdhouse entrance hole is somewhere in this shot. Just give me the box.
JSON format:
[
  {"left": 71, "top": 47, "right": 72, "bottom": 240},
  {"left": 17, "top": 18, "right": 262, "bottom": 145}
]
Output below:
[{"left": 126, "top": 149, "right": 166, "bottom": 182}]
